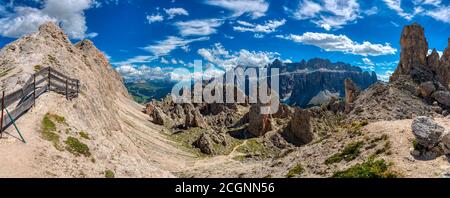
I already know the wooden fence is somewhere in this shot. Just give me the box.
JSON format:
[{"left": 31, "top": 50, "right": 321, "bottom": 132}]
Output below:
[{"left": 0, "top": 67, "right": 80, "bottom": 135}]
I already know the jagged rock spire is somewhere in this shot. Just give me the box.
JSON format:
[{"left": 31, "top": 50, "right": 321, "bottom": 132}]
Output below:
[{"left": 391, "top": 23, "right": 429, "bottom": 82}]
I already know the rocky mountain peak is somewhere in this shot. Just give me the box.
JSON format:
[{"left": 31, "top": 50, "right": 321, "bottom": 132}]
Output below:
[
  {"left": 391, "top": 23, "right": 429, "bottom": 82},
  {"left": 37, "top": 22, "right": 69, "bottom": 42}
]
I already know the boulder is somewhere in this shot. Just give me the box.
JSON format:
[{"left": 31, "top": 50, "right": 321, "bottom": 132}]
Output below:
[
  {"left": 286, "top": 108, "right": 314, "bottom": 145},
  {"left": 418, "top": 81, "right": 436, "bottom": 98},
  {"left": 431, "top": 91, "right": 450, "bottom": 108},
  {"left": 248, "top": 103, "right": 272, "bottom": 137},
  {"left": 184, "top": 103, "right": 207, "bottom": 129},
  {"left": 151, "top": 107, "right": 172, "bottom": 127},
  {"left": 193, "top": 133, "right": 214, "bottom": 155},
  {"left": 411, "top": 116, "right": 445, "bottom": 149}
]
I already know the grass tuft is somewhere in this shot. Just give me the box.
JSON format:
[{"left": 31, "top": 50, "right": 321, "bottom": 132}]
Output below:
[
  {"left": 79, "top": 131, "right": 90, "bottom": 140},
  {"left": 325, "top": 141, "right": 364, "bottom": 165},
  {"left": 286, "top": 164, "right": 304, "bottom": 178},
  {"left": 105, "top": 170, "right": 115, "bottom": 178},
  {"left": 332, "top": 159, "right": 398, "bottom": 178},
  {"left": 64, "top": 136, "right": 91, "bottom": 157},
  {"left": 41, "top": 114, "right": 62, "bottom": 150}
]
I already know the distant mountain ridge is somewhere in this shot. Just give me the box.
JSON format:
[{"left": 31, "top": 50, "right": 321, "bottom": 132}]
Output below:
[{"left": 268, "top": 58, "right": 378, "bottom": 107}]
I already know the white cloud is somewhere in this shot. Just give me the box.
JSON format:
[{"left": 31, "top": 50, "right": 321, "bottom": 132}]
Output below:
[
  {"left": 383, "top": 0, "right": 450, "bottom": 23},
  {"left": 0, "top": 0, "right": 97, "bottom": 39},
  {"left": 427, "top": 49, "right": 443, "bottom": 57},
  {"left": 171, "top": 58, "right": 178, "bottom": 64},
  {"left": 289, "top": 0, "right": 360, "bottom": 30},
  {"left": 112, "top": 55, "right": 156, "bottom": 65},
  {"left": 146, "top": 14, "right": 164, "bottom": 24},
  {"left": 382, "top": 0, "right": 413, "bottom": 20},
  {"left": 175, "top": 19, "right": 223, "bottom": 36},
  {"left": 204, "top": 0, "right": 269, "bottom": 19},
  {"left": 378, "top": 70, "right": 394, "bottom": 82},
  {"left": 362, "top": 57, "right": 374, "bottom": 66},
  {"left": 424, "top": 6, "right": 450, "bottom": 23},
  {"left": 170, "top": 66, "right": 225, "bottom": 81},
  {"left": 233, "top": 19, "right": 286, "bottom": 34},
  {"left": 197, "top": 43, "right": 280, "bottom": 71},
  {"left": 277, "top": 32, "right": 397, "bottom": 56},
  {"left": 164, "top": 8, "right": 189, "bottom": 19},
  {"left": 160, "top": 57, "right": 169, "bottom": 64},
  {"left": 143, "top": 36, "right": 209, "bottom": 57},
  {"left": 116, "top": 64, "right": 170, "bottom": 82}
]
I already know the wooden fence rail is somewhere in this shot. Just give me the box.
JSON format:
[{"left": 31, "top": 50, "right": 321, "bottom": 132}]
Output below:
[{"left": 0, "top": 67, "right": 80, "bottom": 136}]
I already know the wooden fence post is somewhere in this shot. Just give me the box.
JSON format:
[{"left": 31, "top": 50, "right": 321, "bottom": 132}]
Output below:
[
  {"left": 0, "top": 91, "right": 4, "bottom": 138},
  {"left": 33, "top": 74, "right": 36, "bottom": 107},
  {"left": 48, "top": 67, "right": 51, "bottom": 92},
  {"left": 65, "top": 79, "right": 68, "bottom": 100},
  {"left": 76, "top": 80, "right": 79, "bottom": 97}
]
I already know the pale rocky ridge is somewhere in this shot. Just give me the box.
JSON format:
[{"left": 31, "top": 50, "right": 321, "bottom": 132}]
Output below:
[{"left": 0, "top": 22, "right": 190, "bottom": 177}]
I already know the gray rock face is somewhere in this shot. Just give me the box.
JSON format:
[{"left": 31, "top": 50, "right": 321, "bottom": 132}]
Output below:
[
  {"left": 268, "top": 58, "right": 377, "bottom": 108},
  {"left": 411, "top": 116, "right": 445, "bottom": 149},
  {"left": 431, "top": 91, "right": 450, "bottom": 108}
]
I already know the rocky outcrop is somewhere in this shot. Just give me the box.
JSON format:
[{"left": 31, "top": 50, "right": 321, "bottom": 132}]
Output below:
[
  {"left": 411, "top": 117, "right": 450, "bottom": 158},
  {"left": 268, "top": 58, "right": 378, "bottom": 107},
  {"left": 248, "top": 103, "right": 273, "bottom": 137},
  {"left": 412, "top": 117, "right": 445, "bottom": 149},
  {"left": 346, "top": 81, "right": 437, "bottom": 122},
  {"left": 344, "top": 78, "right": 360, "bottom": 113},
  {"left": 284, "top": 108, "right": 314, "bottom": 145},
  {"left": 391, "top": 23, "right": 429, "bottom": 82},
  {"left": 418, "top": 81, "right": 436, "bottom": 98},
  {"left": 431, "top": 91, "right": 450, "bottom": 108},
  {"left": 184, "top": 103, "right": 208, "bottom": 129},
  {"left": 152, "top": 107, "right": 173, "bottom": 127},
  {"left": 193, "top": 133, "right": 214, "bottom": 155},
  {"left": 391, "top": 23, "right": 450, "bottom": 90}
]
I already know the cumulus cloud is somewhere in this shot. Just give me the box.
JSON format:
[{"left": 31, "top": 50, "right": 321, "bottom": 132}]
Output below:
[
  {"left": 424, "top": 6, "right": 450, "bottom": 23},
  {"left": 0, "top": 0, "right": 97, "bottom": 39},
  {"left": 197, "top": 43, "right": 280, "bottom": 71},
  {"left": 175, "top": 19, "right": 223, "bottom": 36},
  {"left": 383, "top": 0, "right": 450, "bottom": 23},
  {"left": 233, "top": 19, "right": 286, "bottom": 34},
  {"left": 164, "top": 8, "right": 189, "bottom": 19},
  {"left": 277, "top": 32, "right": 397, "bottom": 56},
  {"left": 377, "top": 70, "right": 394, "bottom": 82},
  {"left": 143, "top": 36, "right": 209, "bottom": 57},
  {"left": 288, "top": 0, "right": 360, "bottom": 30},
  {"left": 116, "top": 64, "right": 171, "bottom": 82},
  {"left": 362, "top": 57, "right": 374, "bottom": 66},
  {"left": 382, "top": 0, "right": 413, "bottom": 20},
  {"left": 146, "top": 14, "right": 164, "bottom": 24},
  {"left": 204, "top": 0, "right": 269, "bottom": 19}
]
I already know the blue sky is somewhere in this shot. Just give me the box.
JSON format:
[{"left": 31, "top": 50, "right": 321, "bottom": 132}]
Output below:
[{"left": 1, "top": 0, "right": 450, "bottom": 82}]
